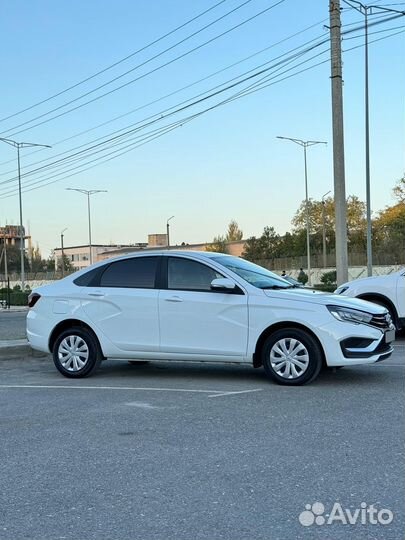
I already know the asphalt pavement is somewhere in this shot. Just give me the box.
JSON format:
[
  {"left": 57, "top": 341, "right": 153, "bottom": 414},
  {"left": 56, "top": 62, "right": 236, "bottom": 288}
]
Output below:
[
  {"left": 0, "top": 340, "right": 404, "bottom": 540},
  {"left": 0, "top": 309, "right": 27, "bottom": 340}
]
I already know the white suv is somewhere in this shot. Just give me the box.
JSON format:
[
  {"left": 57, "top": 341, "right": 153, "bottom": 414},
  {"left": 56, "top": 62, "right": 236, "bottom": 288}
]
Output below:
[
  {"left": 27, "top": 251, "right": 395, "bottom": 386},
  {"left": 335, "top": 269, "right": 405, "bottom": 331}
]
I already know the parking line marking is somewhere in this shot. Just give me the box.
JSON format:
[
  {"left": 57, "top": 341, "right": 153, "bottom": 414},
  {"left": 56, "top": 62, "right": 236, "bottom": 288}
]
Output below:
[
  {"left": 0, "top": 384, "right": 260, "bottom": 396},
  {"left": 208, "top": 388, "right": 263, "bottom": 398}
]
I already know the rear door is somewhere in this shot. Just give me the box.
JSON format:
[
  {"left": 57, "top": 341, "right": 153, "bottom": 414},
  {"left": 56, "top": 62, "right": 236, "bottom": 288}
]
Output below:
[
  {"left": 82, "top": 256, "right": 160, "bottom": 352},
  {"left": 158, "top": 256, "right": 248, "bottom": 357}
]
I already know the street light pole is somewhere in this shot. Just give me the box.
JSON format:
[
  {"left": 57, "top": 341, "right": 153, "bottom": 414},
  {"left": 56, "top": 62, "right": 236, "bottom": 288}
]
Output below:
[
  {"left": 0, "top": 137, "right": 51, "bottom": 290},
  {"left": 66, "top": 188, "right": 107, "bottom": 265},
  {"left": 166, "top": 216, "right": 175, "bottom": 249},
  {"left": 60, "top": 228, "right": 67, "bottom": 277},
  {"left": 277, "top": 136, "right": 327, "bottom": 286},
  {"left": 322, "top": 190, "right": 332, "bottom": 269}
]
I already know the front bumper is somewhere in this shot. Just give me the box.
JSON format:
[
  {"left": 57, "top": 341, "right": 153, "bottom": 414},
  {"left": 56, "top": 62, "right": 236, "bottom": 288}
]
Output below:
[
  {"left": 317, "top": 320, "right": 395, "bottom": 366},
  {"left": 340, "top": 329, "right": 395, "bottom": 359}
]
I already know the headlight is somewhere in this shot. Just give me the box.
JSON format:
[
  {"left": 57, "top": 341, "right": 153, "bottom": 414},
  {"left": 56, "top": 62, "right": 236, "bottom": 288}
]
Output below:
[
  {"left": 327, "top": 305, "right": 373, "bottom": 324},
  {"left": 335, "top": 286, "right": 349, "bottom": 294}
]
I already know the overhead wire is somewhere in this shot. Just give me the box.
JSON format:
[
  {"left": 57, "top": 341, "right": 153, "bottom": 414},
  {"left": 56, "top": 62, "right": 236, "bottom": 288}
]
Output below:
[
  {"left": 0, "top": 0, "right": 230, "bottom": 124},
  {"left": 0, "top": 11, "right": 403, "bottom": 199},
  {"left": 1, "top": 0, "right": 288, "bottom": 138}
]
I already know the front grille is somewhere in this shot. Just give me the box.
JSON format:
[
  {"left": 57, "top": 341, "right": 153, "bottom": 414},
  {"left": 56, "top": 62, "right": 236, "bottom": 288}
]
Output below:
[{"left": 370, "top": 312, "right": 391, "bottom": 330}]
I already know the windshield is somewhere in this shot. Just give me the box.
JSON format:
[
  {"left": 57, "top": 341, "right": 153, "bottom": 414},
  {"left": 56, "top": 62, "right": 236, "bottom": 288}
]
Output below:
[{"left": 212, "top": 256, "right": 293, "bottom": 289}]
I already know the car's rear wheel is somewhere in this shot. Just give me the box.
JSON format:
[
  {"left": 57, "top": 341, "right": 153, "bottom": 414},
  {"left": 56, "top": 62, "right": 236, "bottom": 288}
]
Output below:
[
  {"left": 53, "top": 326, "right": 101, "bottom": 378},
  {"left": 261, "top": 328, "right": 323, "bottom": 386}
]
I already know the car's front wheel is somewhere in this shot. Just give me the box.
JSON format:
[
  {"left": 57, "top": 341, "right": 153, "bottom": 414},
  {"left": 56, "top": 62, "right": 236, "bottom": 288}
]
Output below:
[
  {"left": 53, "top": 326, "right": 102, "bottom": 378},
  {"left": 261, "top": 328, "right": 323, "bottom": 385}
]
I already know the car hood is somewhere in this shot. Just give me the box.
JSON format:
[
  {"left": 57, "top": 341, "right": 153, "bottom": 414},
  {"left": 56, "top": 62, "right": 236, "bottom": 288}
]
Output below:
[
  {"left": 263, "top": 287, "right": 386, "bottom": 314},
  {"left": 337, "top": 269, "right": 404, "bottom": 290}
]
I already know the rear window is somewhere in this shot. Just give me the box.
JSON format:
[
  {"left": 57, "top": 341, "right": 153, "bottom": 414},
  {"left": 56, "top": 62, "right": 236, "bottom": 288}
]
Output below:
[{"left": 100, "top": 257, "right": 158, "bottom": 288}]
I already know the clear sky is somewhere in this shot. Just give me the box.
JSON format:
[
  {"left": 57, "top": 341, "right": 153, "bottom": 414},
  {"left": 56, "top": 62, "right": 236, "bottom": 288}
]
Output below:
[{"left": 0, "top": 0, "right": 404, "bottom": 256}]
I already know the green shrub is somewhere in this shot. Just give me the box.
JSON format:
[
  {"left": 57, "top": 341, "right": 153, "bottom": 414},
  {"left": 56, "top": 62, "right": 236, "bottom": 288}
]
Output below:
[
  {"left": 313, "top": 283, "right": 336, "bottom": 293},
  {"left": 9, "top": 292, "right": 29, "bottom": 306},
  {"left": 320, "top": 270, "right": 337, "bottom": 285}
]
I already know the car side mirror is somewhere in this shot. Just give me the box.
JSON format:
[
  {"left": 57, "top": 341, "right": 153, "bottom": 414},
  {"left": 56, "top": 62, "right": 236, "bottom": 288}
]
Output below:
[{"left": 210, "top": 278, "right": 237, "bottom": 292}]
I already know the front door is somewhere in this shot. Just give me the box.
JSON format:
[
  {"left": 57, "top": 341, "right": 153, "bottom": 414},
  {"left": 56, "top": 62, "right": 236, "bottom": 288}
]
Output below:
[{"left": 159, "top": 256, "right": 248, "bottom": 357}]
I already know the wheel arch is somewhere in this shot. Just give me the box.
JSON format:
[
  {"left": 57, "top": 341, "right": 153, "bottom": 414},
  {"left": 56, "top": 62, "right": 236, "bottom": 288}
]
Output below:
[
  {"left": 252, "top": 321, "right": 326, "bottom": 368},
  {"left": 356, "top": 293, "right": 399, "bottom": 327},
  {"left": 49, "top": 319, "right": 104, "bottom": 356}
]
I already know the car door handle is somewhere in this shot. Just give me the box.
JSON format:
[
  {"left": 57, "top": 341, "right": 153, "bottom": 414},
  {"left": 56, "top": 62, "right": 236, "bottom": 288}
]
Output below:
[
  {"left": 165, "top": 296, "right": 183, "bottom": 302},
  {"left": 88, "top": 292, "right": 105, "bottom": 297}
]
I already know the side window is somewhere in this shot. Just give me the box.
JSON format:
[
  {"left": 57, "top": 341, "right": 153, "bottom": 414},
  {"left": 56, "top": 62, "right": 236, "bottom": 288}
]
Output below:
[
  {"left": 73, "top": 266, "right": 103, "bottom": 287},
  {"left": 100, "top": 257, "right": 158, "bottom": 288},
  {"left": 168, "top": 257, "right": 222, "bottom": 291}
]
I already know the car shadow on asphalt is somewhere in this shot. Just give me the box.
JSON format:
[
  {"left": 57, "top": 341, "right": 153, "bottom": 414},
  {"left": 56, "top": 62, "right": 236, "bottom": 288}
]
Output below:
[{"left": 94, "top": 359, "right": 401, "bottom": 388}]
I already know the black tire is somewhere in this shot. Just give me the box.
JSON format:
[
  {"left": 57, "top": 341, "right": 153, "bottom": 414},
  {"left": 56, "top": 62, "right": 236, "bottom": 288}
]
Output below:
[
  {"left": 53, "top": 326, "right": 102, "bottom": 378},
  {"left": 261, "top": 328, "right": 323, "bottom": 386}
]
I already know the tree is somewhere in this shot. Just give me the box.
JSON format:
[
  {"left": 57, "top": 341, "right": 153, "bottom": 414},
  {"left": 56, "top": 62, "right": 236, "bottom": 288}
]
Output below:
[
  {"left": 291, "top": 195, "right": 367, "bottom": 254},
  {"left": 242, "top": 236, "right": 264, "bottom": 261},
  {"left": 373, "top": 202, "right": 405, "bottom": 262},
  {"left": 208, "top": 235, "right": 228, "bottom": 254},
  {"left": 226, "top": 220, "right": 243, "bottom": 242},
  {"left": 242, "top": 226, "right": 281, "bottom": 261},
  {"left": 30, "top": 245, "right": 45, "bottom": 272},
  {"left": 1, "top": 245, "right": 30, "bottom": 273},
  {"left": 393, "top": 174, "right": 405, "bottom": 203},
  {"left": 209, "top": 220, "right": 243, "bottom": 253}
]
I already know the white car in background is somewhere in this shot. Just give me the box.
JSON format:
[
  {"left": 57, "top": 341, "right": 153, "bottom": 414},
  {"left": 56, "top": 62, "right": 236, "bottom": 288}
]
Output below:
[
  {"left": 335, "top": 269, "right": 405, "bottom": 331},
  {"left": 27, "top": 252, "right": 395, "bottom": 386}
]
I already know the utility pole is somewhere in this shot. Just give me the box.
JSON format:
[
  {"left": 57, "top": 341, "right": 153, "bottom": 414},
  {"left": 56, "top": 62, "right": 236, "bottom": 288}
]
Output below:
[
  {"left": 322, "top": 191, "right": 331, "bottom": 269},
  {"left": 60, "top": 228, "right": 67, "bottom": 277},
  {"left": 66, "top": 188, "right": 107, "bottom": 265},
  {"left": 0, "top": 138, "right": 51, "bottom": 290},
  {"left": 2, "top": 226, "right": 7, "bottom": 281},
  {"left": 166, "top": 216, "right": 174, "bottom": 249},
  {"left": 329, "top": 0, "right": 348, "bottom": 285},
  {"left": 277, "top": 137, "right": 327, "bottom": 286}
]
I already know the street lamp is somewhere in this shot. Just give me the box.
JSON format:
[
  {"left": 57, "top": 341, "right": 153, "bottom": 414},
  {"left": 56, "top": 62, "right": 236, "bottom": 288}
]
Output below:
[
  {"left": 342, "top": 1, "right": 405, "bottom": 276},
  {"left": 66, "top": 188, "right": 107, "bottom": 264},
  {"left": 60, "top": 228, "right": 68, "bottom": 277},
  {"left": 322, "top": 190, "right": 332, "bottom": 269},
  {"left": 166, "top": 216, "right": 175, "bottom": 248},
  {"left": 0, "top": 137, "right": 51, "bottom": 290},
  {"left": 277, "top": 136, "right": 327, "bottom": 286}
]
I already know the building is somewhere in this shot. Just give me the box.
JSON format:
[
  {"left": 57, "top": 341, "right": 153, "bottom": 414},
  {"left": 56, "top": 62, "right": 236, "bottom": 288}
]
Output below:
[
  {"left": 0, "top": 225, "right": 33, "bottom": 262},
  {"left": 53, "top": 244, "right": 145, "bottom": 270},
  {"left": 148, "top": 233, "right": 168, "bottom": 247}
]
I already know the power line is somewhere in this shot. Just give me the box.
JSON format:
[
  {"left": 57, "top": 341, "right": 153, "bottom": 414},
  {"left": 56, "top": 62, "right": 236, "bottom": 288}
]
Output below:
[
  {"left": 0, "top": 0, "right": 230, "bottom": 124},
  {"left": 0, "top": 33, "right": 330, "bottom": 188},
  {"left": 0, "top": 14, "right": 327, "bottom": 170},
  {"left": 0, "top": 15, "right": 402, "bottom": 199},
  {"left": 2, "top": 8, "right": 402, "bottom": 182},
  {"left": 1, "top": 0, "right": 288, "bottom": 138}
]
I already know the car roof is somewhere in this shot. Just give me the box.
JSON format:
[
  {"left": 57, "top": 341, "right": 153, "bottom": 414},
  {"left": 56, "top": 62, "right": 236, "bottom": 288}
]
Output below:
[
  {"left": 107, "top": 250, "right": 230, "bottom": 261},
  {"left": 73, "top": 250, "right": 231, "bottom": 275}
]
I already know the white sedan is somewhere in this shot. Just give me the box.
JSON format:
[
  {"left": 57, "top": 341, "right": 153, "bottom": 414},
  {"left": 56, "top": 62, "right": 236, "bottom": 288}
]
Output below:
[{"left": 27, "top": 251, "right": 395, "bottom": 385}]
